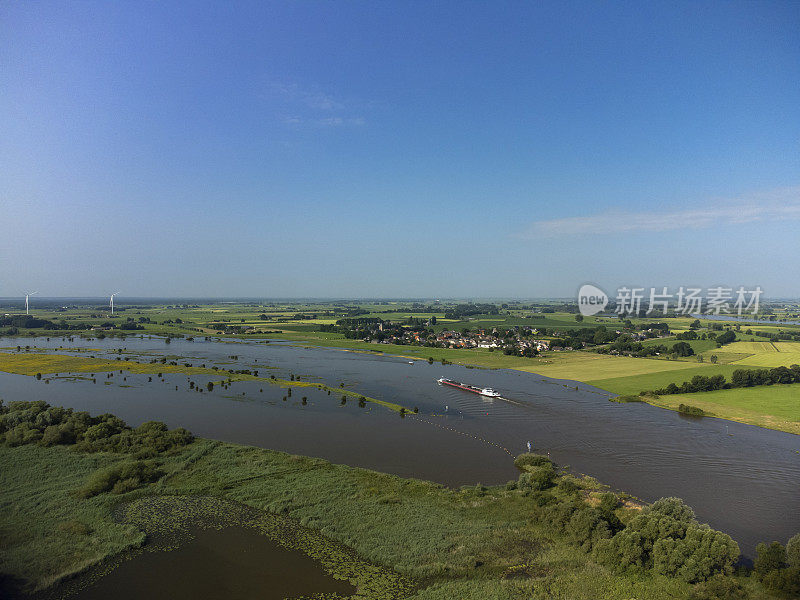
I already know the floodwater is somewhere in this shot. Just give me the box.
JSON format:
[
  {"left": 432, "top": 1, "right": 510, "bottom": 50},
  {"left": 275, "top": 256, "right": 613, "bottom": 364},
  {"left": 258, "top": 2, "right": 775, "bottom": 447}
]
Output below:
[
  {"left": 1, "top": 336, "right": 799, "bottom": 556},
  {"left": 67, "top": 526, "right": 354, "bottom": 600}
]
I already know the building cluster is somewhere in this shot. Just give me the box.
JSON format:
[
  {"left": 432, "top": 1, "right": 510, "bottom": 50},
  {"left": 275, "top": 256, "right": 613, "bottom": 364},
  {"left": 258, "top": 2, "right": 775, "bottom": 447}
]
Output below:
[{"left": 359, "top": 323, "right": 552, "bottom": 354}]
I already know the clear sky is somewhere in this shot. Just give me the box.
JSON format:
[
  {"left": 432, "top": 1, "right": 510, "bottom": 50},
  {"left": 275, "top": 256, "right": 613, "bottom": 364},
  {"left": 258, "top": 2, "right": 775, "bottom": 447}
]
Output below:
[{"left": 1, "top": 1, "right": 798, "bottom": 299}]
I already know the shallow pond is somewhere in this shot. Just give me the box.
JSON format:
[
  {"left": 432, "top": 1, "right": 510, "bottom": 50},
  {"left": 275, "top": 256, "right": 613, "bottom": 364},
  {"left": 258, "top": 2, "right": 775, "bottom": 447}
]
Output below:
[{"left": 65, "top": 526, "right": 354, "bottom": 600}]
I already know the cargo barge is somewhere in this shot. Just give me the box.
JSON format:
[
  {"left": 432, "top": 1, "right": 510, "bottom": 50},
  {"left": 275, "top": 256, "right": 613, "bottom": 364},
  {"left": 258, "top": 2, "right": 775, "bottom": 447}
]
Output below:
[{"left": 437, "top": 377, "right": 501, "bottom": 397}]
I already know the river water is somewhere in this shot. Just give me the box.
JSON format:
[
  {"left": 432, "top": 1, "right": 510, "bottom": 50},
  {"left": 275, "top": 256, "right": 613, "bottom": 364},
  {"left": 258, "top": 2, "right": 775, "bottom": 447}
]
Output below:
[{"left": 1, "top": 335, "right": 798, "bottom": 556}]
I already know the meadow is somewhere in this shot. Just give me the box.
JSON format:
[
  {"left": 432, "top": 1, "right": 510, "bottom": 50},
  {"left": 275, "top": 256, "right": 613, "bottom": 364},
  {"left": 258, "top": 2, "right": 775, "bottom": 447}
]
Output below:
[
  {"left": 716, "top": 341, "right": 800, "bottom": 368},
  {"left": 645, "top": 384, "right": 800, "bottom": 435}
]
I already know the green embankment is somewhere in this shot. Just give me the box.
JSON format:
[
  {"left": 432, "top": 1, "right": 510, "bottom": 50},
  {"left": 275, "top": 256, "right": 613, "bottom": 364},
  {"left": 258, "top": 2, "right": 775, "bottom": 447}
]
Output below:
[{"left": 644, "top": 384, "right": 800, "bottom": 435}]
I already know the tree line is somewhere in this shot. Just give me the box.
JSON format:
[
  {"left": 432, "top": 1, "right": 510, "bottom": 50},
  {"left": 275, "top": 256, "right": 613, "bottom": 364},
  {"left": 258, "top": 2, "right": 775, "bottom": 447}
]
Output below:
[{"left": 650, "top": 365, "right": 800, "bottom": 395}]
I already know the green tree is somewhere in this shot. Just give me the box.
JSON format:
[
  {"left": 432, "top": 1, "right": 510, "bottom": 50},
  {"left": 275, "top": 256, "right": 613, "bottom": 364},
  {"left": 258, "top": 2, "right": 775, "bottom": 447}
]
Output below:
[
  {"left": 754, "top": 541, "right": 786, "bottom": 576},
  {"left": 787, "top": 533, "right": 800, "bottom": 566}
]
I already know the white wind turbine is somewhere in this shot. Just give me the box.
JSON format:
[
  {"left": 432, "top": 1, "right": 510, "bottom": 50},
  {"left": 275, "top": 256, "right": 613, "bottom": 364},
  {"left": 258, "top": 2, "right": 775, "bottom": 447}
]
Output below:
[
  {"left": 109, "top": 292, "right": 120, "bottom": 315},
  {"left": 25, "top": 291, "right": 38, "bottom": 315}
]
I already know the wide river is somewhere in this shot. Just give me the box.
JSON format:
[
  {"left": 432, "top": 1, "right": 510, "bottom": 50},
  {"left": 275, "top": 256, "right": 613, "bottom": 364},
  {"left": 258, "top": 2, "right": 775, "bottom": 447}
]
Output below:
[{"left": 1, "top": 335, "right": 798, "bottom": 556}]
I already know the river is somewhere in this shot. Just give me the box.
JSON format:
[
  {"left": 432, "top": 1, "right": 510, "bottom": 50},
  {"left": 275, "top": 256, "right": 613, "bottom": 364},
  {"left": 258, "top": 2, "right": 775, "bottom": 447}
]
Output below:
[{"left": 1, "top": 335, "right": 798, "bottom": 556}]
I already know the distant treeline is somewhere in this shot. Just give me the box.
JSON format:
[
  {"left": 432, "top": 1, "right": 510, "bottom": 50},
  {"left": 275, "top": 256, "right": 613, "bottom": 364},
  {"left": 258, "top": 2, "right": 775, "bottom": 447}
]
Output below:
[
  {"left": 0, "top": 316, "right": 92, "bottom": 332},
  {"left": 443, "top": 303, "right": 500, "bottom": 319},
  {"left": 556, "top": 323, "right": 669, "bottom": 353},
  {"left": 651, "top": 365, "right": 800, "bottom": 395}
]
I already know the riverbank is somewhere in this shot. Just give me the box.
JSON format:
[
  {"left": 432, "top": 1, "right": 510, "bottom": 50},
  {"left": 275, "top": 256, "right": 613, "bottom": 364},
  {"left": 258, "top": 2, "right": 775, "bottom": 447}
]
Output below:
[
  {"left": 0, "top": 404, "right": 782, "bottom": 599},
  {"left": 636, "top": 385, "right": 800, "bottom": 436}
]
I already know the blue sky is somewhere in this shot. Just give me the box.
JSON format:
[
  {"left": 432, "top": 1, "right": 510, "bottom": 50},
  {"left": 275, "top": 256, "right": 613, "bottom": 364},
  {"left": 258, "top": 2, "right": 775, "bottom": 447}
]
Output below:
[{"left": 1, "top": 1, "right": 798, "bottom": 298}]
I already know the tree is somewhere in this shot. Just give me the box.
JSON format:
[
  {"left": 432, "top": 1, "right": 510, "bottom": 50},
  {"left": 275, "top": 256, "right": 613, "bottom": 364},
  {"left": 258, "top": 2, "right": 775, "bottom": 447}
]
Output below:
[
  {"left": 690, "top": 319, "right": 701, "bottom": 329},
  {"left": 716, "top": 330, "right": 736, "bottom": 345},
  {"left": 787, "top": 533, "right": 800, "bottom": 566},
  {"left": 575, "top": 314, "right": 584, "bottom": 322},
  {"left": 754, "top": 541, "right": 786, "bottom": 576}
]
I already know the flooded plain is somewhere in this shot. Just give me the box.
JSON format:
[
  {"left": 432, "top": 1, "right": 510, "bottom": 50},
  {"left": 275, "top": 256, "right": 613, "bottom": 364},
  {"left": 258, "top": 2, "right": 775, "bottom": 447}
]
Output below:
[{"left": 1, "top": 335, "right": 799, "bottom": 557}]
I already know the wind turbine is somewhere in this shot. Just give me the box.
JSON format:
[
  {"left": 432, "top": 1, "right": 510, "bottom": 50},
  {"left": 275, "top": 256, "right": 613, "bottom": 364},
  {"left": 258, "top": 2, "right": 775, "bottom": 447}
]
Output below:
[
  {"left": 109, "top": 292, "right": 120, "bottom": 315},
  {"left": 25, "top": 291, "right": 38, "bottom": 315}
]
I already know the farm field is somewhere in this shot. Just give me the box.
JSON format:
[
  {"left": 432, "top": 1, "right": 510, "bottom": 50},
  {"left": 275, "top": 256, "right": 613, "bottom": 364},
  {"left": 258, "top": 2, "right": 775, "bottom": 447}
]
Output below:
[
  {"left": 730, "top": 347, "right": 800, "bottom": 369},
  {"left": 719, "top": 341, "right": 779, "bottom": 353},
  {"left": 702, "top": 341, "right": 800, "bottom": 368},
  {"left": 512, "top": 352, "right": 700, "bottom": 381}
]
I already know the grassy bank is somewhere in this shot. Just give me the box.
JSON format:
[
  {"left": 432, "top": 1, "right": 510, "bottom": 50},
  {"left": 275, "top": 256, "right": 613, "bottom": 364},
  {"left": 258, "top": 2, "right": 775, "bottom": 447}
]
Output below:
[
  {"left": 0, "top": 440, "right": 747, "bottom": 600},
  {"left": 2, "top": 397, "right": 788, "bottom": 600},
  {"left": 641, "top": 385, "right": 800, "bottom": 435}
]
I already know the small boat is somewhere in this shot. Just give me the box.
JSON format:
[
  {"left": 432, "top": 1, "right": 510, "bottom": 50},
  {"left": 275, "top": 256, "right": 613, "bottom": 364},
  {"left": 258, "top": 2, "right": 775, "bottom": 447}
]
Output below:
[
  {"left": 437, "top": 377, "right": 501, "bottom": 398},
  {"left": 408, "top": 361, "right": 414, "bottom": 364}
]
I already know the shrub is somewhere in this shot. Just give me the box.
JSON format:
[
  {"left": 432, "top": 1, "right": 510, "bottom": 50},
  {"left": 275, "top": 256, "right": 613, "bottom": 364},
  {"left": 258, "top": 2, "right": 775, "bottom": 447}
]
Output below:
[
  {"left": 594, "top": 497, "right": 738, "bottom": 582},
  {"left": 613, "top": 394, "right": 643, "bottom": 403},
  {"left": 39, "top": 425, "right": 67, "bottom": 446},
  {"left": 599, "top": 492, "right": 620, "bottom": 515},
  {"left": 566, "top": 507, "right": 612, "bottom": 552},
  {"left": 514, "top": 453, "right": 552, "bottom": 471},
  {"left": 0, "top": 401, "right": 193, "bottom": 454},
  {"left": 652, "top": 526, "right": 740, "bottom": 582},
  {"left": 518, "top": 465, "right": 556, "bottom": 492},
  {"left": 76, "top": 460, "right": 163, "bottom": 498},
  {"left": 4, "top": 423, "right": 42, "bottom": 446},
  {"left": 679, "top": 404, "right": 705, "bottom": 416},
  {"left": 688, "top": 573, "right": 746, "bottom": 600},
  {"left": 786, "top": 533, "right": 800, "bottom": 566},
  {"left": 557, "top": 477, "right": 579, "bottom": 495},
  {"left": 754, "top": 541, "right": 787, "bottom": 576}
]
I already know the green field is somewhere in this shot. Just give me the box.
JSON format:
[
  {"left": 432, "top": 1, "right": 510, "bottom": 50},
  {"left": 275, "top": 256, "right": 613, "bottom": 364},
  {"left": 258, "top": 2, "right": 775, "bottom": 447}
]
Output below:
[
  {"left": 647, "top": 384, "right": 800, "bottom": 435},
  {"left": 701, "top": 341, "right": 800, "bottom": 368},
  {"left": 515, "top": 352, "right": 700, "bottom": 380},
  {"left": 585, "top": 365, "right": 742, "bottom": 396}
]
